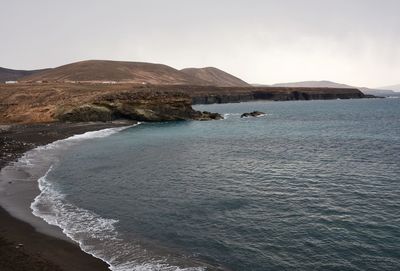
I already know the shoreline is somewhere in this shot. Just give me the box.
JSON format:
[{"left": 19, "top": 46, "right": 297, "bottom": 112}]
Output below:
[{"left": 0, "top": 121, "right": 135, "bottom": 271}]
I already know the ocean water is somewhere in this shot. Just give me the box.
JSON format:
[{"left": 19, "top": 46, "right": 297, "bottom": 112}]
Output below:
[{"left": 31, "top": 99, "right": 400, "bottom": 271}]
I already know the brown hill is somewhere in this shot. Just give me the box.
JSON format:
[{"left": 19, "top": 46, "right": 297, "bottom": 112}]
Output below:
[
  {"left": 181, "top": 67, "right": 250, "bottom": 87},
  {"left": 379, "top": 84, "right": 400, "bottom": 92},
  {"left": 0, "top": 67, "right": 49, "bottom": 82},
  {"left": 19, "top": 60, "right": 251, "bottom": 87},
  {"left": 273, "top": 80, "right": 354, "bottom": 88},
  {"left": 272, "top": 80, "right": 397, "bottom": 96},
  {"left": 21, "top": 60, "right": 206, "bottom": 85}
]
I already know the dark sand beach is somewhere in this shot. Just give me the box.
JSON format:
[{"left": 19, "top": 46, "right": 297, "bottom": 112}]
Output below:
[{"left": 0, "top": 121, "right": 134, "bottom": 271}]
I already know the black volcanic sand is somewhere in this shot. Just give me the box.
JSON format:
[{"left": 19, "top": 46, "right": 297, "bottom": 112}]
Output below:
[{"left": 0, "top": 121, "right": 135, "bottom": 271}]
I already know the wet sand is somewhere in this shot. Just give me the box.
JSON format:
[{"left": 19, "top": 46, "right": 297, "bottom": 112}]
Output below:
[{"left": 0, "top": 121, "right": 135, "bottom": 271}]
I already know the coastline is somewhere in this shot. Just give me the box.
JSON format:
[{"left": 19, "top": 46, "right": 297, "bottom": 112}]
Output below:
[{"left": 0, "top": 121, "right": 135, "bottom": 271}]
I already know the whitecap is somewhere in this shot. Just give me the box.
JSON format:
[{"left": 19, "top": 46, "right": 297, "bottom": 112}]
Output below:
[
  {"left": 24, "top": 123, "right": 205, "bottom": 271},
  {"left": 31, "top": 167, "right": 205, "bottom": 271},
  {"left": 223, "top": 113, "right": 241, "bottom": 119}
]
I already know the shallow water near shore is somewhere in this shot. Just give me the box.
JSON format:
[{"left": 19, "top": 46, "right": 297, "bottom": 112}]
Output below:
[{"left": 23, "top": 99, "right": 400, "bottom": 270}]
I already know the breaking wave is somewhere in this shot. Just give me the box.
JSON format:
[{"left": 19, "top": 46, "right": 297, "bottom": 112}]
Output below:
[{"left": 26, "top": 124, "right": 205, "bottom": 271}]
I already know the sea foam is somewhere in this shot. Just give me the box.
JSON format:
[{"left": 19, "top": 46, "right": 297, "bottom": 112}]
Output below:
[
  {"left": 26, "top": 124, "right": 204, "bottom": 271},
  {"left": 223, "top": 113, "right": 241, "bottom": 119}
]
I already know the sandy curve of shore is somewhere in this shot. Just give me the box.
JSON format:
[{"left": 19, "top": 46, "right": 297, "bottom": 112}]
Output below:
[{"left": 0, "top": 121, "right": 135, "bottom": 271}]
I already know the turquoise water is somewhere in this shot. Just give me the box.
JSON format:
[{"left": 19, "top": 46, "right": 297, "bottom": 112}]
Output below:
[{"left": 34, "top": 99, "right": 400, "bottom": 270}]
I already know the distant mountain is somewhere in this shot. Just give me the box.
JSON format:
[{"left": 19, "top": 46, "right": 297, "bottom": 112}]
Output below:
[
  {"left": 0, "top": 67, "right": 49, "bottom": 82},
  {"left": 251, "top": 83, "right": 270, "bottom": 87},
  {"left": 272, "top": 80, "right": 398, "bottom": 97},
  {"left": 273, "top": 80, "right": 353, "bottom": 89},
  {"left": 19, "top": 60, "right": 250, "bottom": 87},
  {"left": 181, "top": 67, "right": 250, "bottom": 87},
  {"left": 359, "top": 88, "right": 399, "bottom": 97},
  {"left": 379, "top": 84, "right": 400, "bottom": 92}
]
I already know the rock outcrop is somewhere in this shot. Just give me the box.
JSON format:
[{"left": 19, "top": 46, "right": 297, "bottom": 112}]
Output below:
[
  {"left": 56, "top": 91, "right": 222, "bottom": 122},
  {"left": 241, "top": 111, "right": 265, "bottom": 118}
]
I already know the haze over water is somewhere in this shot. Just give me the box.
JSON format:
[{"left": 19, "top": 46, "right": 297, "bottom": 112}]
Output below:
[{"left": 33, "top": 99, "right": 400, "bottom": 270}]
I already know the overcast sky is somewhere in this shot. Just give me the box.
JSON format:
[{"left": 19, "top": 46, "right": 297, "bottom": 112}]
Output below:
[{"left": 1, "top": 0, "right": 399, "bottom": 87}]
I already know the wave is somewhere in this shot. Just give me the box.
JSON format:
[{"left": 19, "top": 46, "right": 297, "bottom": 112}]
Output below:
[
  {"left": 223, "top": 113, "right": 241, "bottom": 119},
  {"left": 13, "top": 126, "right": 131, "bottom": 169},
  {"left": 31, "top": 167, "right": 204, "bottom": 271},
  {"left": 255, "top": 113, "right": 267, "bottom": 118},
  {"left": 223, "top": 113, "right": 269, "bottom": 119},
  {"left": 27, "top": 124, "right": 205, "bottom": 271}
]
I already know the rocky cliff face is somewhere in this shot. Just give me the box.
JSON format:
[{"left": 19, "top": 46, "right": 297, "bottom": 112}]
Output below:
[
  {"left": 0, "top": 83, "right": 368, "bottom": 124},
  {"left": 56, "top": 91, "right": 222, "bottom": 122},
  {"left": 190, "top": 87, "right": 366, "bottom": 104},
  {"left": 0, "top": 83, "right": 223, "bottom": 124}
]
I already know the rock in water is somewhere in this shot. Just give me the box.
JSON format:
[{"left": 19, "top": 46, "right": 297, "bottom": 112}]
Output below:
[
  {"left": 241, "top": 111, "right": 265, "bottom": 118},
  {"left": 192, "top": 111, "right": 223, "bottom": 121}
]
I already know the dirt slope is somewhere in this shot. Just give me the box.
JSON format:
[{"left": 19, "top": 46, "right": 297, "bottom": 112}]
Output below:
[
  {"left": 0, "top": 67, "right": 49, "bottom": 82},
  {"left": 181, "top": 67, "right": 250, "bottom": 87},
  {"left": 21, "top": 60, "right": 205, "bottom": 85}
]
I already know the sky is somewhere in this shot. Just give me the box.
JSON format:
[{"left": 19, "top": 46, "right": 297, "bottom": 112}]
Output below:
[{"left": 1, "top": 0, "right": 399, "bottom": 87}]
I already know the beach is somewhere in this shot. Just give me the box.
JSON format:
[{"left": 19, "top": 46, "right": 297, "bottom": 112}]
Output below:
[
  {"left": 1, "top": 99, "right": 399, "bottom": 271},
  {"left": 0, "top": 121, "right": 134, "bottom": 271},
  {"left": 1, "top": 1, "right": 398, "bottom": 268}
]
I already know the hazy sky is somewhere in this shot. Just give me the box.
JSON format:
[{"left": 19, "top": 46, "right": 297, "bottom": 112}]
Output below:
[{"left": 1, "top": 0, "right": 399, "bottom": 87}]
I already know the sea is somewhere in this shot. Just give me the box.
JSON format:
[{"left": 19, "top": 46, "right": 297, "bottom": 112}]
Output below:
[{"left": 21, "top": 98, "right": 400, "bottom": 270}]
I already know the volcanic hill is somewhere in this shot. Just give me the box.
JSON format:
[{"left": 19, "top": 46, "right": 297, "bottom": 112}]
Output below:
[
  {"left": 19, "top": 60, "right": 250, "bottom": 87},
  {"left": 181, "top": 67, "right": 250, "bottom": 87},
  {"left": 0, "top": 67, "right": 49, "bottom": 82}
]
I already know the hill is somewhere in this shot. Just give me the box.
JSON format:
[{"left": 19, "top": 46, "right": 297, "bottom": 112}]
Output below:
[
  {"left": 0, "top": 67, "right": 49, "bottom": 82},
  {"left": 20, "top": 60, "right": 250, "bottom": 87},
  {"left": 21, "top": 60, "right": 207, "bottom": 85},
  {"left": 273, "top": 80, "right": 353, "bottom": 88},
  {"left": 359, "top": 88, "right": 398, "bottom": 96},
  {"left": 180, "top": 67, "right": 250, "bottom": 87},
  {"left": 273, "top": 80, "right": 397, "bottom": 96},
  {"left": 379, "top": 84, "right": 400, "bottom": 92}
]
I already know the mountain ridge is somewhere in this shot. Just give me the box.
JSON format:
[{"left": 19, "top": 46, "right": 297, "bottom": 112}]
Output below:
[
  {"left": 379, "top": 84, "right": 400, "bottom": 92},
  {"left": 0, "top": 67, "right": 49, "bottom": 82},
  {"left": 273, "top": 80, "right": 354, "bottom": 89},
  {"left": 271, "top": 80, "right": 398, "bottom": 96},
  {"left": 3, "top": 60, "right": 250, "bottom": 87},
  {"left": 20, "top": 60, "right": 204, "bottom": 85},
  {"left": 181, "top": 67, "right": 250, "bottom": 87}
]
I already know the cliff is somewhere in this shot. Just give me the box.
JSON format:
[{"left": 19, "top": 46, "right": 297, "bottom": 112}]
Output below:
[
  {"left": 0, "top": 83, "right": 222, "bottom": 124},
  {"left": 139, "top": 85, "right": 366, "bottom": 104},
  {"left": 0, "top": 83, "right": 367, "bottom": 124},
  {"left": 188, "top": 86, "right": 365, "bottom": 104}
]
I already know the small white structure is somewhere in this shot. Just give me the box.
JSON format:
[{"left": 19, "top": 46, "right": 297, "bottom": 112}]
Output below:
[{"left": 5, "top": 81, "right": 18, "bottom": 84}]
